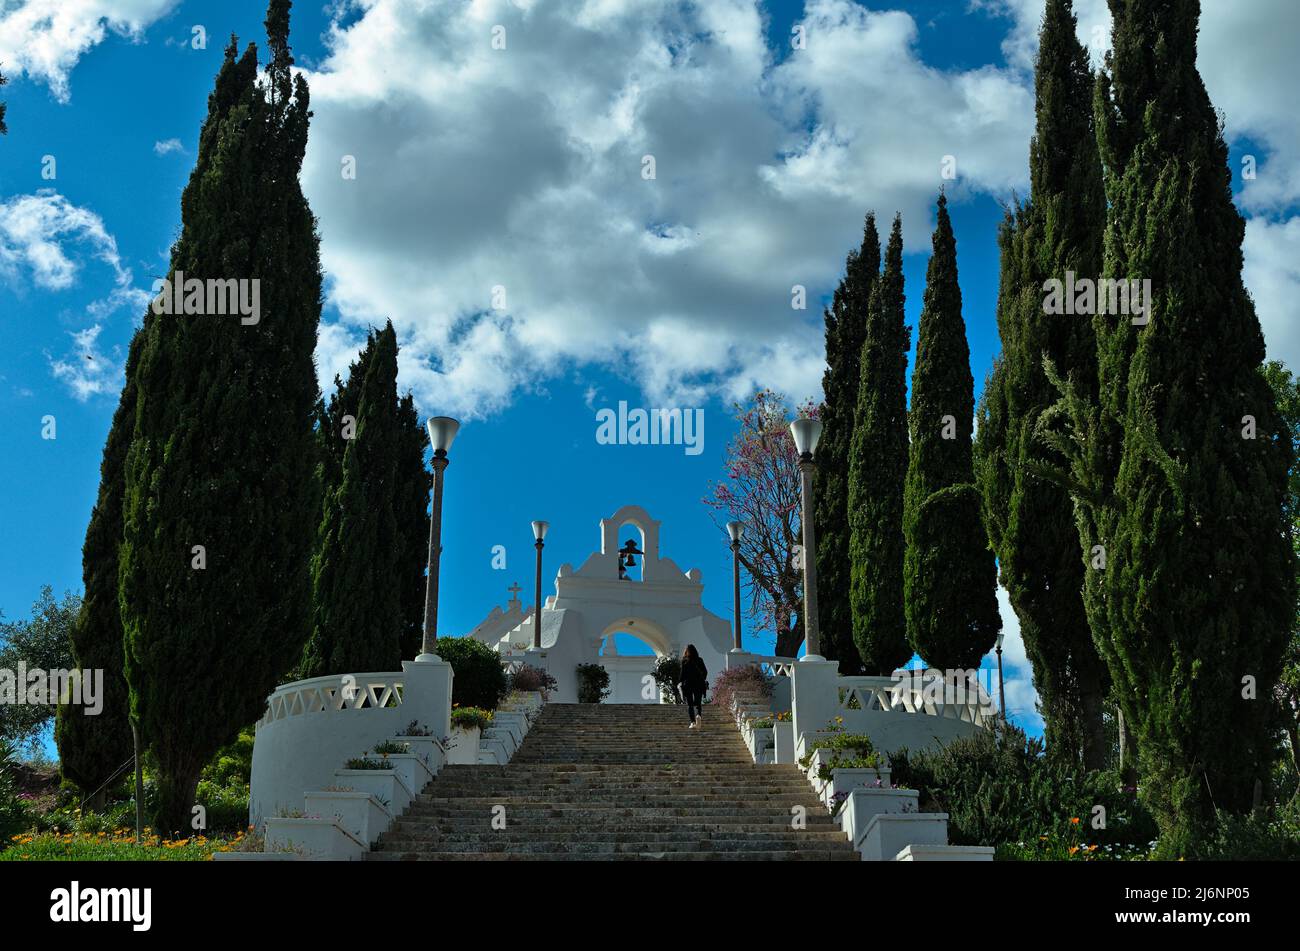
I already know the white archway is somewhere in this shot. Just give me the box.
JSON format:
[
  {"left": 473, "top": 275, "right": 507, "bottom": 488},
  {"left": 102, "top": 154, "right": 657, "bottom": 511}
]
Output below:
[{"left": 468, "top": 504, "right": 736, "bottom": 702}]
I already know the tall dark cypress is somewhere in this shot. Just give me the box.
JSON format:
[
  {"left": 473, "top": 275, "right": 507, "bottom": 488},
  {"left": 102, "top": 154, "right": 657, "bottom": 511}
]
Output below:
[
  {"left": 974, "top": 0, "right": 1109, "bottom": 766},
  {"left": 848, "top": 216, "right": 912, "bottom": 673},
  {"left": 395, "top": 393, "right": 431, "bottom": 661},
  {"left": 1048, "top": 0, "right": 1295, "bottom": 851},
  {"left": 815, "top": 214, "right": 880, "bottom": 672},
  {"left": 55, "top": 334, "right": 142, "bottom": 806},
  {"left": 118, "top": 1, "right": 322, "bottom": 832},
  {"left": 904, "top": 195, "right": 1001, "bottom": 669},
  {"left": 301, "top": 323, "right": 405, "bottom": 677},
  {"left": 0, "top": 68, "right": 8, "bottom": 135}
]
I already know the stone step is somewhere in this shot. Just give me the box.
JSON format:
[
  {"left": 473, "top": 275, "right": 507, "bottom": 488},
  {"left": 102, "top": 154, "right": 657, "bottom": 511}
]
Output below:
[
  {"left": 386, "top": 819, "right": 840, "bottom": 835},
  {"left": 367, "top": 849, "right": 857, "bottom": 862},
  {"left": 369, "top": 703, "right": 858, "bottom": 861},
  {"left": 375, "top": 838, "right": 848, "bottom": 854}
]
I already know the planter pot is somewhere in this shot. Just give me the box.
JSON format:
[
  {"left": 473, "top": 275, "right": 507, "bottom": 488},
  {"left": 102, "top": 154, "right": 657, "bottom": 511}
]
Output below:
[
  {"left": 303, "top": 791, "right": 393, "bottom": 846},
  {"left": 505, "top": 691, "right": 544, "bottom": 714},
  {"left": 795, "top": 729, "right": 839, "bottom": 761},
  {"left": 480, "top": 729, "right": 512, "bottom": 762},
  {"left": 859, "top": 812, "right": 949, "bottom": 862},
  {"left": 368, "top": 753, "right": 434, "bottom": 797},
  {"left": 263, "top": 817, "right": 366, "bottom": 860},
  {"left": 332, "top": 769, "right": 414, "bottom": 816},
  {"left": 804, "top": 746, "right": 888, "bottom": 792},
  {"left": 838, "top": 788, "right": 919, "bottom": 848},
  {"left": 748, "top": 727, "right": 774, "bottom": 763},
  {"left": 491, "top": 711, "right": 528, "bottom": 745},
  {"left": 895, "top": 844, "right": 994, "bottom": 862},
  {"left": 446, "top": 725, "right": 482, "bottom": 764},
  {"left": 773, "top": 721, "right": 795, "bottom": 765},
  {"left": 820, "top": 767, "right": 892, "bottom": 809},
  {"left": 393, "top": 736, "right": 446, "bottom": 774}
]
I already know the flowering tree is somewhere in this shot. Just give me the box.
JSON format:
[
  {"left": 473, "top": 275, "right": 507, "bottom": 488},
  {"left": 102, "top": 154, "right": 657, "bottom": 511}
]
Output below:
[{"left": 703, "top": 389, "right": 816, "bottom": 658}]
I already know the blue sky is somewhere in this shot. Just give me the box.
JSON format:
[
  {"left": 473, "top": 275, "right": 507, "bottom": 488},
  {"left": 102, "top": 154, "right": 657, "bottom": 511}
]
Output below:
[{"left": 2, "top": 0, "right": 1299, "bottom": 745}]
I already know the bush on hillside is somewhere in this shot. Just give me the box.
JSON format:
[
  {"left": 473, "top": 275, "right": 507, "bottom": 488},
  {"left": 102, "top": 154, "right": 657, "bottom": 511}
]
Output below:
[
  {"left": 652, "top": 656, "right": 682, "bottom": 703},
  {"left": 886, "top": 722, "right": 1158, "bottom": 853},
  {"left": 437, "top": 637, "right": 508, "bottom": 711},
  {"left": 711, "top": 665, "right": 773, "bottom": 715},
  {"left": 575, "top": 663, "right": 610, "bottom": 704},
  {"left": 0, "top": 741, "right": 31, "bottom": 850},
  {"left": 508, "top": 664, "right": 557, "bottom": 699}
]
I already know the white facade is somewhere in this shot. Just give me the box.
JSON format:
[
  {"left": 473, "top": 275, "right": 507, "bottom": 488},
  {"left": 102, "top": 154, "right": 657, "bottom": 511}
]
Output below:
[{"left": 468, "top": 504, "right": 735, "bottom": 702}]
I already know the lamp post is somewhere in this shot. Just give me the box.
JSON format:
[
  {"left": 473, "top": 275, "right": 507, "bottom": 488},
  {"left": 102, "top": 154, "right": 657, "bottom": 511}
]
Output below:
[
  {"left": 726, "top": 521, "right": 745, "bottom": 652},
  {"left": 419, "top": 416, "right": 460, "bottom": 659},
  {"left": 531, "top": 520, "right": 549, "bottom": 650},
  {"left": 789, "top": 416, "right": 824, "bottom": 661},
  {"left": 994, "top": 630, "right": 1007, "bottom": 722}
]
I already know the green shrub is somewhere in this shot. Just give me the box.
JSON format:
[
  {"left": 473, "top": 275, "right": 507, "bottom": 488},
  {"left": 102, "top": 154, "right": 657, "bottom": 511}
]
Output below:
[
  {"left": 508, "top": 664, "right": 557, "bottom": 698},
  {"left": 343, "top": 757, "right": 396, "bottom": 770},
  {"left": 710, "top": 665, "right": 773, "bottom": 714},
  {"left": 194, "top": 780, "right": 249, "bottom": 835},
  {"left": 437, "top": 637, "right": 508, "bottom": 710},
  {"left": 652, "top": 656, "right": 682, "bottom": 703},
  {"left": 0, "top": 741, "right": 31, "bottom": 850},
  {"left": 799, "top": 733, "right": 884, "bottom": 773},
  {"left": 887, "top": 722, "right": 1158, "bottom": 853},
  {"left": 575, "top": 663, "right": 610, "bottom": 704},
  {"left": 449, "top": 707, "right": 494, "bottom": 731},
  {"left": 200, "top": 729, "right": 254, "bottom": 789}
]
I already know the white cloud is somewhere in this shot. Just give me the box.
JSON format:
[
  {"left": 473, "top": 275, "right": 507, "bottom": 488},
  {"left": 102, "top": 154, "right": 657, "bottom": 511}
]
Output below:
[
  {"left": 990, "top": 584, "right": 1044, "bottom": 733},
  {"left": 0, "top": 189, "right": 132, "bottom": 291},
  {"left": 153, "top": 137, "right": 183, "bottom": 156},
  {"left": 0, "top": 190, "right": 149, "bottom": 399},
  {"left": 0, "top": 0, "right": 179, "bottom": 102},
  {"left": 971, "top": 0, "right": 1112, "bottom": 72},
  {"left": 48, "top": 324, "right": 124, "bottom": 401},
  {"left": 1245, "top": 216, "right": 1300, "bottom": 371},
  {"left": 300, "top": 0, "right": 1034, "bottom": 419}
]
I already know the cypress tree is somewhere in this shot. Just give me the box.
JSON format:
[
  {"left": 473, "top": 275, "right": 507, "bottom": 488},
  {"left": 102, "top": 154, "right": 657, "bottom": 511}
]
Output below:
[
  {"left": 118, "top": 1, "right": 322, "bottom": 833},
  {"left": 1046, "top": 0, "right": 1295, "bottom": 851},
  {"left": 848, "top": 216, "right": 913, "bottom": 673},
  {"left": 904, "top": 195, "right": 1001, "bottom": 670},
  {"left": 974, "top": 0, "right": 1110, "bottom": 766},
  {"left": 54, "top": 334, "right": 142, "bottom": 806},
  {"left": 395, "top": 393, "right": 431, "bottom": 661},
  {"left": 301, "top": 322, "right": 405, "bottom": 677},
  {"left": 815, "top": 214, "right": 880, "bottom": 672},
  {"left": 0, "top": 68, "right": 7, "bottom": 135}
]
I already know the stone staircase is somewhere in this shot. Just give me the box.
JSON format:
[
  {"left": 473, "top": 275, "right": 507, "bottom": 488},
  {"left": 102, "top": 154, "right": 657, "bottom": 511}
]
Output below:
[{"left": 369, "top": 703, "right": 859, "bottom": 860}]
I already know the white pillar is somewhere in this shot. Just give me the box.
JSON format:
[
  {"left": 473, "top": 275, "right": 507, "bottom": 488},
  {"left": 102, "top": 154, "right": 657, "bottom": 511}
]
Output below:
[
  {"left": 402, "top": 655, "right": 454, "bottom": 741},
  {"left": 790, "top": 658, "right": 839, "bottom": 760}
]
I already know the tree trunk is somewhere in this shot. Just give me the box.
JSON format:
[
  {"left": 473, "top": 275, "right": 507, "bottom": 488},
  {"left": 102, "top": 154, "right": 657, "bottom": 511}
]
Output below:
[
  {"left": 775, "top": 612, "right": 804, "bottom": 659},
  {"left": 1078, "top": 669, "right": 1108, "bottom": 771},
  {"left": 152, "top": 758, "right": 204, "bottom": 839}
]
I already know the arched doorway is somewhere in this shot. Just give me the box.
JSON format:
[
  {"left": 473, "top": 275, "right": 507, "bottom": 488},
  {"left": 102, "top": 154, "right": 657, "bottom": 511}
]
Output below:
[{"left": 597, "top": 617, "right": 672, "bottom": 703}]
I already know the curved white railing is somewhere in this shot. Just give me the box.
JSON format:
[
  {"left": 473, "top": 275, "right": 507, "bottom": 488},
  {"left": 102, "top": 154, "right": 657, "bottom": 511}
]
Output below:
[
  {"left": 256, "top": 672, "right": 406, "bottom": 729},
  {"left": 838, "top": 671, "right": 996, "bottom": 728},
  {"left": 745, "top": 654, "right": 798, "bottom": 678}
]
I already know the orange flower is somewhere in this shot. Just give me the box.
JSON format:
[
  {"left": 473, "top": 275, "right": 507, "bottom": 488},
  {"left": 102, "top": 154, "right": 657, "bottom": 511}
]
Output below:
[
  {"left": 1070, "top": 817, "right": 1080, "bottom": 825},
  {"left": 1068, "top": 846, "right": 1079, "bottom": 855}
]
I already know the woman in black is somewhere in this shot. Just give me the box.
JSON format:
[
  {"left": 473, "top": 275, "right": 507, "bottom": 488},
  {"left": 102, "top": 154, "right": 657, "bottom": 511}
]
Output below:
[{"left": 678, "top": 643, "right": 708, "bottom": 730}]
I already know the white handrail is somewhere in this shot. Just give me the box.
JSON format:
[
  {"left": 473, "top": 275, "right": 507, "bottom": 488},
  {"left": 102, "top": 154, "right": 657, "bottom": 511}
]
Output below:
[
  {"left": 837, "top": 670, "right": 996, "bottom": 728},
  {"left": 255, "top": 671, "right": 406, "bottom": 729}
]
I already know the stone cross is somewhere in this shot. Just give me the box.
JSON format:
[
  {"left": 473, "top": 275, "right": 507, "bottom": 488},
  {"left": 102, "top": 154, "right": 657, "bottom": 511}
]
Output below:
[{"left": 507, "top": 582, "right": 522, "bottom": 607}]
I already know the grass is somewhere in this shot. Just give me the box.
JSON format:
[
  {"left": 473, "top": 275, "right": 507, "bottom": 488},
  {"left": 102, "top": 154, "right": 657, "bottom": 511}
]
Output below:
[{"left": 2, "top": 828, "right": 246, "bottom": 861}]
